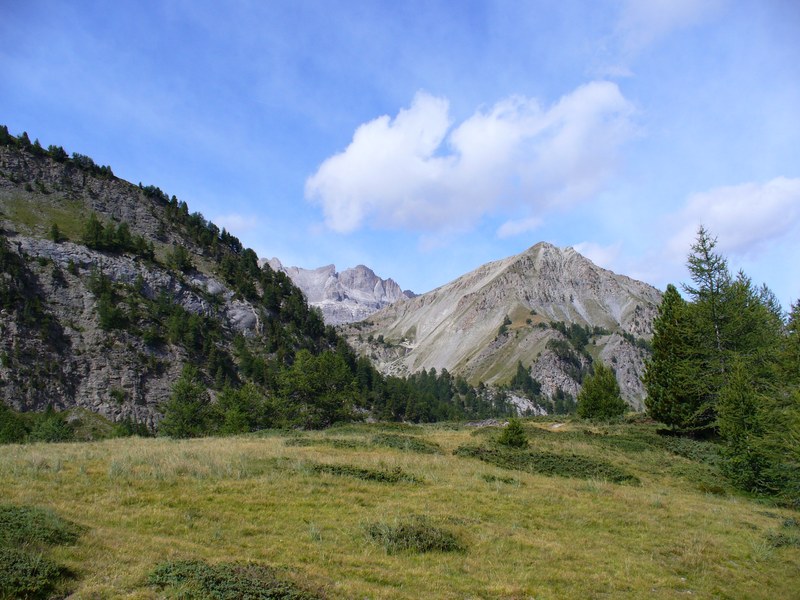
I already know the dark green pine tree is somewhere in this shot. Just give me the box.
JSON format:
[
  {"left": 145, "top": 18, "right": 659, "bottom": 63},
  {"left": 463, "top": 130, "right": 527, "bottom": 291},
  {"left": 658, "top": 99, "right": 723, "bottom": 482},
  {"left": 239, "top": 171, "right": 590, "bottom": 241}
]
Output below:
[
  {"left": 644, "top": 284, "right": 709, "bottom": 430},
  {"left": 577, "top": 361, "right": 626, "bottom": 420}
]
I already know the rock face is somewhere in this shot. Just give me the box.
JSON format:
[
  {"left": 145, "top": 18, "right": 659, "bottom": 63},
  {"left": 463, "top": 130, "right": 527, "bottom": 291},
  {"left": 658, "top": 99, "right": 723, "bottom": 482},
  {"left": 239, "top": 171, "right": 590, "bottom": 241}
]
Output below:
[
  {"left": 0, "top": 144, "right": 327, "bottom": 428},
  {"left": 263, "top": 259, "right": 414, "bottom": 325},
  {"left": 340, "top": 243, "right": 662, "bottom": 409}
]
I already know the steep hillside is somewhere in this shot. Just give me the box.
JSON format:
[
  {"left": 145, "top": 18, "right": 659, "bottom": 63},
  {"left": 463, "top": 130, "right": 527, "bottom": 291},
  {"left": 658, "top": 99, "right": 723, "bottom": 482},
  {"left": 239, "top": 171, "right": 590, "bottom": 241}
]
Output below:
[
  {"left": 263, "top": 259, "right": 414, "bottom": 325},
  {"left": 341, "top": 243, "right": 662, "bottom": 409},
  {"left": 0, "top": 133, "right": 334, "bottom": 428}
]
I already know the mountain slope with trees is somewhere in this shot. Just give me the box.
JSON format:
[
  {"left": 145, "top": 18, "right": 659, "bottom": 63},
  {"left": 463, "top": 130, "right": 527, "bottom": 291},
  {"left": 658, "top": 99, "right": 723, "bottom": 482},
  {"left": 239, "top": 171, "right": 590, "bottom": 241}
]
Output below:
[{"left": 0, "top": 127, "right": 511, "bottom": 436}]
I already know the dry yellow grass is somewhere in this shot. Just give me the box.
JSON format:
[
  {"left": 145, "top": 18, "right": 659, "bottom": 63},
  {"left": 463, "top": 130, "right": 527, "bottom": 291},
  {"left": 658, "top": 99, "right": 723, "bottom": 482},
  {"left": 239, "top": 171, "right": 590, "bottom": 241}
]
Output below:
[{"left": 1, "top": 422, "right": 798, "bottom": 599}]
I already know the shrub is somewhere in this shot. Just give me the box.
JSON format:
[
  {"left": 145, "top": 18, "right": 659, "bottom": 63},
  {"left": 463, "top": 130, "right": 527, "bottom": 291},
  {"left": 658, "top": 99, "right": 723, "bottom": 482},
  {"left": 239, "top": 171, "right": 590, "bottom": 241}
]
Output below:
[
  {"left": 371, "top": 433, "right": 443, "bottom": 454},
  {"left": 0, "top": 505, "right": 82, "bottom": 547},
  {"left": 307, "top": 462, "right": 420, "bottom": 484},
  {"left": 497, "top": 418, "right": 528, "bottom": 449},
  {"left": 0, "top": 505, "right": 81, "bottom": 599},
  {"left": 366, "top": 515, "right": 465, "bottom": 554},
  {"left": 454, "top": 445, "right": 640, "bottom": 485},
  {"left": 0, "top": 547, "right": 66, "bottom": 600},
  {"left": 148, "top": 560, "right": 321, "bottom": 599}
]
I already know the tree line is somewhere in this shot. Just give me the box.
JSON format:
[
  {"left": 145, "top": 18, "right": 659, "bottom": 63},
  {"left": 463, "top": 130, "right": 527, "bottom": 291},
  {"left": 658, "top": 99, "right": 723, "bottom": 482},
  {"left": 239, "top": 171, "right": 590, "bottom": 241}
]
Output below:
[{"left": 645, "top": 227, "right": 799, "bottom": 504}]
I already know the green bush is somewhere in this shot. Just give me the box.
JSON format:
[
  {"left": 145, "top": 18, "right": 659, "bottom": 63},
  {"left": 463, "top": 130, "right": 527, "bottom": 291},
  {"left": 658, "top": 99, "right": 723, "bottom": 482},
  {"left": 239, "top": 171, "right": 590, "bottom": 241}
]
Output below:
[
  {"left": 148, "top": 560, "right": 320, "bottom": 599},
  {"left": 307, "top": 462, "right": 420, "bottom": 484},
  {"left": 0, "top": 505, "right": 81, "bottom": 600},
  {"left": 0, "top": 547, "right": 66, "bottom": 600},
  {"left": 497, "top": 418, "right": 527, "bottom": 449},
  {"left": 0, "top": 404, "right": 26, "bottom": 444},
  {"left": 366, "top": 515, "right": 465, "bottom": 554},
  {"left": 0, "top": 505, "right": 82, "bottom": 547},
  {"left": 371, "top": 433, "right": 443, "bottom": 454},
  {"left": 454, "top": 445, "right": 640, "bottom": 485}
]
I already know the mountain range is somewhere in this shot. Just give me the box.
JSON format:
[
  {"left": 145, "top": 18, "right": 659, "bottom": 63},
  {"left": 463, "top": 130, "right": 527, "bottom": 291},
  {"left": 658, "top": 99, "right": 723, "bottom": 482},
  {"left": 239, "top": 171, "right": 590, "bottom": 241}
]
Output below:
[
  {"left": 261, "top": 259, "right": 414, "bottom": 325},
  {"left": 339, "top": 242, "right": 662, "bottom": 409}
]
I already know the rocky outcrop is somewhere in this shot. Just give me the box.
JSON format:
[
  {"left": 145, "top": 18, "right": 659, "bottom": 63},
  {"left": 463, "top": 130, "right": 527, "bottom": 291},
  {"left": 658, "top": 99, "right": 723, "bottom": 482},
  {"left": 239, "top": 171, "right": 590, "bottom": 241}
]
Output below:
[
  {"left": 0, "top": 143, "right": 330, "bottom": 428},
  {"left": 340, "top": 242, "right": 662, "bottom": 408},
  {"left": 264, "top": 259, "right": 414, "bottom": 325}
]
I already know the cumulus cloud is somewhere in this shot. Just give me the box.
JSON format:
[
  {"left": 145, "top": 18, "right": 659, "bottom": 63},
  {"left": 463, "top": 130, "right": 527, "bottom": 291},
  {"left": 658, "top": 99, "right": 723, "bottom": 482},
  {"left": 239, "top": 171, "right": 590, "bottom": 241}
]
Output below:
[
  {"left": 667, "top": 177, "right": 800, "bottom": 260},
  {"left": 305, "top": 82, "right": 635, "bottom": 234}
]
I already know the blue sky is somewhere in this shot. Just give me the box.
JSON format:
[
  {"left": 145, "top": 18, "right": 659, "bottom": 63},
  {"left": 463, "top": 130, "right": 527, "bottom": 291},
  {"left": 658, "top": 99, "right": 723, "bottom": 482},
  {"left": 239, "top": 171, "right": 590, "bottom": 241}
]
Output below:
[{"left": 2, "top": 0, "right": 799, "bottom": 308}]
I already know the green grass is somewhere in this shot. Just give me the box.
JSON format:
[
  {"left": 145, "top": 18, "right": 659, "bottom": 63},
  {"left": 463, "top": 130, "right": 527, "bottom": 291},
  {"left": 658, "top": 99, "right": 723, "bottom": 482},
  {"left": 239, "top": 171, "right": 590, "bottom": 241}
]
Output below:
[
  {"left": 0, "top": 421, "right": 798, "bottom": 598},
  {"left": 0, "top": 195, "right": 87, "bottom": 240}
]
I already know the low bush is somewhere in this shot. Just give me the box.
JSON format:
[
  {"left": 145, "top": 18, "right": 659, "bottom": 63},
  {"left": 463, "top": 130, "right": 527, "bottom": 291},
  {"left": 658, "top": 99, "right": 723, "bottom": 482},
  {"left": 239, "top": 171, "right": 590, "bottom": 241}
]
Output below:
[
  {"left": 0, "top": 547, "right": 66, "bottom": 600},
  {"left": 370, "top": 433, "right": 443, "bottom": 454},
  {"left": 0, "top": 504, "right": 82, "bottom": 549},
  {"left": 365, "top": 515, "right": 465, "bottom": 554},
  {"left": 307, "top": 462, "right": 421, "bottom": 484},
  {"left": 148, "top": 560, "right": 321, "bottom": 599},
  {"left": 0, "top": 505, "right": 82, "bottom": 600},
  {"left": 454, "top": 445, "right": 640, "bottom": 485}
]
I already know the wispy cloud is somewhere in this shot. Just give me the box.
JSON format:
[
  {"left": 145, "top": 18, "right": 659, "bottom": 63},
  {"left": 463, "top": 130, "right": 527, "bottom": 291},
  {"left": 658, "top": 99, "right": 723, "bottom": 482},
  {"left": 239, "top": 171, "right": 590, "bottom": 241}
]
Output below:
[
  {"left": 595, "top": 0, "right": 725, "bottom": 76},
  {"left": 666, "top": 177, "right": 800, "bottom": 260},
  {"left": 572, "top": 241, "right": 623, "bottom": 270},
  {"left": 305, "top": 82, "right": 635, "bottom": 235}
]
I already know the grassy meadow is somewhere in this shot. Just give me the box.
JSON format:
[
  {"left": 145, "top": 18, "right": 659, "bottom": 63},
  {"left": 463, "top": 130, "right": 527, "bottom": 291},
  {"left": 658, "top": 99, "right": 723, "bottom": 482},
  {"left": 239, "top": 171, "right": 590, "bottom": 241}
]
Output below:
[{"left": 1, "top": 419, "right": 799, "bottom": 599}]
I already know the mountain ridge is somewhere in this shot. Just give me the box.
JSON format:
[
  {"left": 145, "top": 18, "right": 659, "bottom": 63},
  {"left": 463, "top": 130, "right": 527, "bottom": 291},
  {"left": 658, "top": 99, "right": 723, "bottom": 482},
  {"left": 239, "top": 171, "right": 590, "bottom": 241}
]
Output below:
[
  {"left": 263, "top": 258, "right": 415, "bottom": 325},
  {"left": 341, "top": 241, "right": 662, "bottom": 409}
]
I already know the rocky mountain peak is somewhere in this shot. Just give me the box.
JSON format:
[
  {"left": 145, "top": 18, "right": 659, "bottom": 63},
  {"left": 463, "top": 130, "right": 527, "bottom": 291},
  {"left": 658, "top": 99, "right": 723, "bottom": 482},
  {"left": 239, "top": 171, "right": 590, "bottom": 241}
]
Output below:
[
  {"left": 340, "top": 243, "right": 662, "bottom": 409},
  {"left": 261, "top": 258, "right": 414, "bottom": 325}
]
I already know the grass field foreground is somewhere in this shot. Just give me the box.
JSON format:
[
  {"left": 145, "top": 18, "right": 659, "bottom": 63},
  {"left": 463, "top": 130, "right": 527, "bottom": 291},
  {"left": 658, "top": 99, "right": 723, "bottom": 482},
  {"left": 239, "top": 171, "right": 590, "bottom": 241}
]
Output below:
[{"left": 1, "top": 420, "right": 798, "bottom": 599}]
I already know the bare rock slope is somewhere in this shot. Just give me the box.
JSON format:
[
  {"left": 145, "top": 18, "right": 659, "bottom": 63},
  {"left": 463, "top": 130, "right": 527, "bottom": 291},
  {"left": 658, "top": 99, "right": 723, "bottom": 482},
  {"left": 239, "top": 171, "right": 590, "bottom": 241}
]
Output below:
[
  {"left": 341, "top": 243, "right": 662, "bottom": 409},
  {"left": 264, "top": 259, "right": 414, "bottom": 325}
]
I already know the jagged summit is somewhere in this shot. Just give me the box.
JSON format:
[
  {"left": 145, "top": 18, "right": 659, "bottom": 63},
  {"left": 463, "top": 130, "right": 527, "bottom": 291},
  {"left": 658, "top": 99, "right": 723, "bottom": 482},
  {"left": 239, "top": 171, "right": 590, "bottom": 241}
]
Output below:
[
  {"left": 262, "top": 258, "right": 415, "bottom": 325},
  {"left": 341, "top": 242, "right": 662, "bottom": 409}
]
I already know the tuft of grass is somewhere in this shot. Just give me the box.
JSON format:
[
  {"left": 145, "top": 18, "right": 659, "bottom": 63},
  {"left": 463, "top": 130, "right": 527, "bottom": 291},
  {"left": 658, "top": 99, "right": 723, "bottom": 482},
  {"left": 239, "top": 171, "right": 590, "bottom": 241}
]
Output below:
[
  {"left": 370, "top": 433, "right": 443, "bottom": 454},
  {"left": 454, "top": 445, "right": 640, "bottom": 485},
  {"left": 305, "top": 462, "right": 421, "bottom": 484},
  {"left": 365, "top": 515, "right": 465, "bottom": 554},
  {"left": 148, "top": 559, "right": 322, "bottom": 599}
]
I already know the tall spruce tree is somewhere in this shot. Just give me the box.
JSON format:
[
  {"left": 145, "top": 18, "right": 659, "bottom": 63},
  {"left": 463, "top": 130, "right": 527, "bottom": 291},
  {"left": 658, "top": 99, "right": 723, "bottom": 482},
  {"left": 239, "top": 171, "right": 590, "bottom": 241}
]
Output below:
[{"left": 644, "top": 284, "right": 707, "bottom": 429}]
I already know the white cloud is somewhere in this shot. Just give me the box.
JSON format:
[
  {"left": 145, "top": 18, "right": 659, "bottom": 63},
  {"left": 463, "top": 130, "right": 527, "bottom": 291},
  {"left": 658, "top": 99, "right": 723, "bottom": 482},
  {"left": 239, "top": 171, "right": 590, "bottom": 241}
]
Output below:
[
  {"left": 617, "top": 0, "right": 725, "bottom": 56},
  {"left": 572, "top": 241, "right": 623, "bottom": 270},
  {"left": 667, "top": 177, "right": 800, "bottom": 260},
  {"left": 594, "top": 0, "right": 725, "bottom": 77},
  {"left": 305, "top": 82, "right": 635, "bottom": 234}
]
